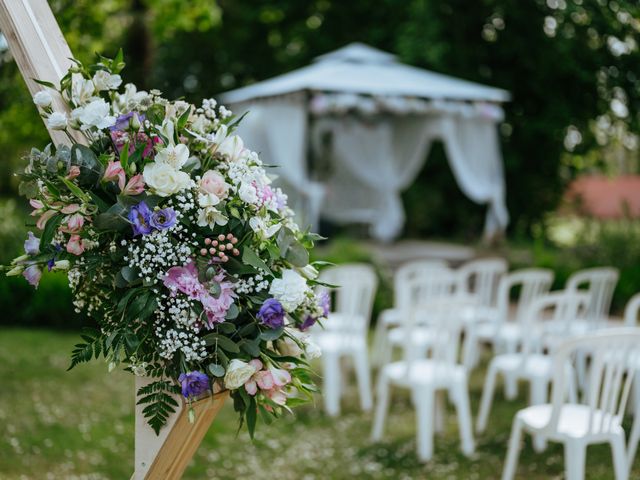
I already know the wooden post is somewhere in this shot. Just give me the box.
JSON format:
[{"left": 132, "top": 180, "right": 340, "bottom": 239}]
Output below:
[{"left": 0, "top": 2, "right": 228, "bottom": 478}]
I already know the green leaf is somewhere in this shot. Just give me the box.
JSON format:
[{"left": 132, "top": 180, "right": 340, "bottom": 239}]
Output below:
[
  {"left": 59, "top": 176, "right": 90, "bottom": 202},
  {"left": 208, "top": 363, "right": 225, "bottom": 377},
  {"left": 240, "top": 338, "right": 261, "bottom": 357},
  {"left": 246, "top": 396, "right": 257, "bottom": 439},
  {"left": 242, "top": 248, "right": 272, "bottom": 274},
  {"left": 225, "top": 303, "right": 239, "bottom": 320},
  {"left": 203, "top": 333, "right": 240, "bottom": 353},
  {"left": 70, "top": 144, "right": 104, "bottom": 188},
  {"left": 40, "top": 214, "right": 62, "bottom": 247},
  {"left": 33, "top": 78, "right": 57, "bottom": 88},
  {"left": 285, "top": 240, "right": 309, "bottom": 267},
  {"left": 259, "top": 326, "right": 285, "bottom": 342}
]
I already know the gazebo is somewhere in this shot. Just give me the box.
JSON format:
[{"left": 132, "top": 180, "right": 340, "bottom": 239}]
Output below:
[{"left": 219, "top": 43, "right": 510, "bottom": 241}]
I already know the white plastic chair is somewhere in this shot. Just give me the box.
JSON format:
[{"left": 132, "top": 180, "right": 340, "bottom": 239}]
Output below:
[
  {"left": 565, "top": 267, "right": 619, "bottom": 332},
  {"left": 371, "top": 260, "right": 447, "bottom": 366},
  {"left": 473, "top": 268, "right": 554, "bottom": 355},
  {"left": 624, "top": 293, "right": 640, "bottom": 327},
  {"left": 502, "top": 328, "right": 640, "bottom": 480},
  {"left": 477, "top": 292, "right": 587, "bottom": 435},
  {"left": 622, "top": 294, "right": 640, "bottom": 466},
  {"left": 314, "top": 263, "right": 378, "bottom": 416},
  {"left": 371, "top": 297, "right": 475, "bottom": 462},
  {"left": 457, "top": 258, "right": 508, "bottom": 369}
]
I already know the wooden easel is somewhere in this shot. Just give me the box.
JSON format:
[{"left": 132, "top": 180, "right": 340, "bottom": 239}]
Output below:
[{"left": 0, "top": 2, "right": 228, "bottom": 478}]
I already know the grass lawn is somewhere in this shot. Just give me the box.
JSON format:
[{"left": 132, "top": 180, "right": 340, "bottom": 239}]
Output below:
[{"left": 1, "top": 328, "right": 638, "bottom": 479}]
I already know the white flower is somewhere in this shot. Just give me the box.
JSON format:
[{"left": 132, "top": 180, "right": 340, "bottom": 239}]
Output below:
[
  {"left": 197, "top": 206, "right": 228, "bottom": 229},
  {"left": 155, "top": 144, "right": 189, "bottom": 169},
  {"left": 304, "top": 338, "right": 322, "bottom": 359},
  {"left": 238, "top": 182, "right": 258, "bottom": 204},
  {"left": 199, "top": 170, "right": 229, "bottom": 199},
  {"left": 299, "top": 264, "right": 319, "bottom": 280},
  {"left": 113, "top": 83, "right": 148, "bottom": 113},
  {"left": 216, "top": 134, "right": 244, "bottom": 161},
  {"left": 143, "top": 162, "right": 191, "bottom": 197},
  {"left": 92, "top": 70, "right": 122, "bottom": 91},
  {"left": 74, "top": 98, "right": 116, "bottom": 130},
  {"left": 46, "top": 111, "right": 68, "bottom": 130},
  {"left": 52, "top": 260, "right": 71, "bottom": 271},
  {"left": 249, "top": 216, "right": 281, "bottom": 239},
  {"left": 224, "top": 359, "right": 257, "bottom": 389},
  {"left": 278, "top": 330, "right": 322, "bottom": 359},
  {"left": 33, "top": 90, "right": 52, "bottom": 108},
  {"left": 70, "top": 73, "right": 95, "bottom": 105},
  {"left": 269, "top": 269, "right": 309, "bottom": 312},
  {"left": 198, "top": 192, "right": 220, "bottom": 208}
]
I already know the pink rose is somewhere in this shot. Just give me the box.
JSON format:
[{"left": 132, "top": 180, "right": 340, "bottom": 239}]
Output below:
[
  {"left": 66, "top": 235, "right": 85, "bottom": 256},
  {"left": 103, "top": 160, "right": 126, "bottom": 191},
  {"left": 199, "top": 170, "right": 229, "bottom": 199},
  {"left": 123, "top": 174, "right": 145, "bottom": 195}
]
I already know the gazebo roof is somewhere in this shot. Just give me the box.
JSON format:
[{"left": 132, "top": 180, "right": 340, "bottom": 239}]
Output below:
[{"left": 219, "top": 43, "right": 510, "bottom": 104}]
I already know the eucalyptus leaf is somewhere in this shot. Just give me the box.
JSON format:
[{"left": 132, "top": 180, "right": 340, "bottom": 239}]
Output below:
[{"left": 208, "top": 363, "right": 225, "bottom": 377}]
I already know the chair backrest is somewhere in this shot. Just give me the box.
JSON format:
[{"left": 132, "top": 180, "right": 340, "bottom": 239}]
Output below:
[
  {"left": 457, "top": 257, "right": 508, "bottom": 308},
  {"left": 519, "top": 291, "right": 591, "bottom": 356},
  {"left": 495, "top": 268, "right": 555, "bottom": 324},
  {"left": 393, "top": 260, "right": 448, "bottom": 309},
  {"left": 319, "top": 263, "right": 378, "bottom": 331},
  {"left": 565, "top": 267, "right": 619, "bottom": 326},
  {"left": 624, "top": 293, "right": 640, "bottom": 326},
  {"left": 546, "top": 328, "right": 640, "bottom": 436}
]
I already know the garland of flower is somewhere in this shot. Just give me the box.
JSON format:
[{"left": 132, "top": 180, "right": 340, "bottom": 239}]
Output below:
[{"left": 6, "top": 51, "right": 326, "bottom": 436}]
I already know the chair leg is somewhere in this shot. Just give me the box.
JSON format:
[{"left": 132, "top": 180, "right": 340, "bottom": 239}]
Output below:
[
  {"left": 371, "top": 372, "right": 391, "bottom": 441},
  {"left": 413, "top": 388, "right": 435, "bottom": 462},
  {"left": 353, "top": 347, "right": 373, "bottom": 412},
  {"left": 567, "top": 364, "right": 578, "bottom": 404},
  {"left": 504, "top": 372, "right": 518, "bottom": 401},
  {"left": 462, "top": 326, "right": 479, "bottom": 372},
  {"left": 434, "top": 391, "right": 445, "bottom": 433},
  {"left": 322, "top": 351, "right": 341, "bottom": 417},
  {"left": 564, "top": 440, "right": 586, "bottom": 480},
  {"left": 611, "top": 434, "right": 629, "bottom": 480},
  {"left": 371, "top": 319, "right": 387, "bottom": 368},
  {"left": 529, "top": 378, "right": 548, "bottom": 453},
  {"left": 477, "top": 361, "right": 500, "bottom": 433},
  {"left": 502, "top": 417, "right": 524, "bottom": 480},
  {"left": 451, "top": 381, "right": 475, "bottom": 456},
  {"left": 628, "top": 409, "right": 640, "bottom": 472}
]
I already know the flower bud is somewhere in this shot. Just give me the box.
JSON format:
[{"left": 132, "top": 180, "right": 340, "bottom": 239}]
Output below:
[
  {"left": 52, "top": 260, "right": 71, "bottom": 271},
  {"left": 130, "top": 113, "right": 141, "bottom": 131},
  {"left": 6, "top": 265, "right": 24, "bottom": 276}
]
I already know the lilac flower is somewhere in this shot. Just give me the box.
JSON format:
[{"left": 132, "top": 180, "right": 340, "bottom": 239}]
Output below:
[
  {"left": 110, "top": 111, "right": 144, "bottom": 132},
  {"left": 24, "top": 232, "right": 40, "bottom": 255},
  {"left": 150, "top": 207, "right": 177, "bottom": 230},
  {"left": 300, "top": 315, "right": 316, "bottom": 331},
  {"left": 178, "top": 371, "right": 210, "bottom": 399},
  {"left": 128, "top": 201, "right": 153, "bottom": 236},
  {"left": 47, "top": 244, "right": 63, "bottom": 272},
  {"left": 23, "top": 264, "right": 42, "bottom": 288},
  {"left": 318, "top": 291, "right": 331, "bottom": 317},
  {"left": 257, "top": 298, "right": 286, "bottom": 329}
]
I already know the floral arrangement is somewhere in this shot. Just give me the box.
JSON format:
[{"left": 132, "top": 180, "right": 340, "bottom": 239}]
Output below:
[{"left": 6, "top": 51, "right": 326, "bottom": 435}]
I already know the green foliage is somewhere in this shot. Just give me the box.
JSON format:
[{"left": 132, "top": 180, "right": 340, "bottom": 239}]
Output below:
[{"left": 136, "top": 379, "right": 180, "bottom": 435}]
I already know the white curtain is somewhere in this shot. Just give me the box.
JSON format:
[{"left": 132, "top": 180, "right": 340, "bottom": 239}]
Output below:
[
  {"left": 314, "top": 116, "right": 433, "bottom": 241},
  {"left": 437, "top": 116, "right": 509, "bottom": 236},
  {"left": 231, "top": 96, "right": 325, "bottom": 230}
]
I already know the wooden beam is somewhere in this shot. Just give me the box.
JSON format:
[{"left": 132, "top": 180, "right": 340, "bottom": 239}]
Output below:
[{"left": 0, "top": 0, "right": 84, "bottom": 145}]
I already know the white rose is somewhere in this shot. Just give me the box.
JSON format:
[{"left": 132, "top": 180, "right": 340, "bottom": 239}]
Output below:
[
  {"left": 33, "top": 90, "right": 52, "bottom": 107},
  {"left": 238, "top": 182, "right": 258, "bottom": 204},
  {"left": 46, "top": 111, "right": 68, "bottom": 130},
  {"left": 155, "top": 144, "right": 189, "bottom": 169},
  {"left": 74, "top": 98, "right": 116, "bottom": 130},
  {"left": 93, "top": 70, "right": 122, "bottom": 91},
  {"left": 224, "top": 359, "right": 257, "bottom": 390},
  {"left": 199, "top": 170, "right": 229, "bottom": 199},
  {"left": 143, "top": 162, "right": 191, "bottom": 197},
  {"left": 269, "top": 269, "right": 309, "bottom": 312}
]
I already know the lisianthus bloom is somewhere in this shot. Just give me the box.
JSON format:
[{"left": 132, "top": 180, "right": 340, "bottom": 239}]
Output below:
[
  {"left": 23, "top": 264, "right": 42, "bottom": 288},
  {"left": 150, "top": 207, "right": 176, "bottom": 230},
  {"left": 244, "top": 359, "right": 291, "bottom": 398},
  {"left": 128, "top": 201, "right": 153, "bottom": 236},
  {"left": 103, "top": 160, "right": 126, "bottom": 191},
  {"left": 178, "top": 371, "right": 209, "bottom": 399},
  {"left": 223, "top": 359, "right": 257, "bottom": 390},
  {"left": 257, "top": 298, "right": 286, "bottom": 329},
  {"left": 199, "top": 170, "right": 229, "bottom": 199},
  {"left": 163, "top": 261, "right": 204, "bottom": 298},
  {"left": 24, "top": 232, "right": 40, "bottom": 255}
]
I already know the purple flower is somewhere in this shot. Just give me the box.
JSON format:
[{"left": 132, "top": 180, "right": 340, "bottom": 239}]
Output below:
[
  {"left": 178, "top": 371, "right": 210, "bottom": 399},
  {"left": 24, "top": 232, "right": 40, "bottom": 255},
  {"left": 318, "top": 291, "right": 331, "bottom": 317},
  {"left": 150, "top": 208, "right": 176, "bottom": 230},
  {"left": 257, "top": 298, "right": 286, "bottom": 329},
  {"left": 110, "top": 112, "right": 145, "bottom": 132},
  {"left": 300, "top": 315, "right": 316, "bottom": 331},
  {"left": 23, "top": 264, "right": 42, "bottom": 288},
  {"left": 128, "top": 201, "right": 153, "bottom": 236}
]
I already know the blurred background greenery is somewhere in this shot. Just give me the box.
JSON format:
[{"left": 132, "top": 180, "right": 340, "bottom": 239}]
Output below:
[{"left": 0, "top": 0, "right": 639, "bottom": 321}]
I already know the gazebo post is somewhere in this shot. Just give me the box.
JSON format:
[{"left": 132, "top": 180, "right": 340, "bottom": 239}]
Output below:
[{"left": 0, "top": 2, "right": 228, "bottom": 478}]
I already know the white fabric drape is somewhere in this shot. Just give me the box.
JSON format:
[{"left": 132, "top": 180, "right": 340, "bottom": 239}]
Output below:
[
  {"left": 232, "top": 96, "right": 325, "bottom": 230},
  {"left": 313, "top": 116, "right": 433, "bottom": 240}
]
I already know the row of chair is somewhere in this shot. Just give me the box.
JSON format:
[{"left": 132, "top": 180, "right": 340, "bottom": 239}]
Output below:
[{"left": 312, "top": 259, "right": 640, "bottom": 479}]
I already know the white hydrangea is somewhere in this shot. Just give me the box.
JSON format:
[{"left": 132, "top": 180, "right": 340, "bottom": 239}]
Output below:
[{"left": 269, "top": 269, "right": 309, "bottom": 312}]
